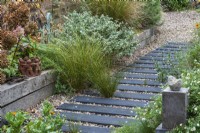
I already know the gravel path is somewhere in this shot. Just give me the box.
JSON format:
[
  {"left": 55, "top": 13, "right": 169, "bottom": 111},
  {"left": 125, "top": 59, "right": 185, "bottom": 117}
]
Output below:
[
  {"left": 26, "top": 10, "right": 200, "bottom": 116},
  {"left": 125, "top": 10, "right": 200, "bottom": 64}
]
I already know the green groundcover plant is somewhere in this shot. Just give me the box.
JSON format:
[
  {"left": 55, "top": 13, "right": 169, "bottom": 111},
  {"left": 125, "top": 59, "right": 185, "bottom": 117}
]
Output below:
[
  {"left": 114, "top": 96, "right": 162, "bottom": 133},
  {"left": 0, "top": 101, "right": 65, "bottom": 133},
  {"left": 53, "top": 11, "right": 137, "bottom": 58}
]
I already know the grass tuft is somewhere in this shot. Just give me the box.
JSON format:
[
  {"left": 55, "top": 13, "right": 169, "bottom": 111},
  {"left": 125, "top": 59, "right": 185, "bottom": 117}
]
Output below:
[{"left": 38, "top": 37, "right": 117, "bottom": 97}]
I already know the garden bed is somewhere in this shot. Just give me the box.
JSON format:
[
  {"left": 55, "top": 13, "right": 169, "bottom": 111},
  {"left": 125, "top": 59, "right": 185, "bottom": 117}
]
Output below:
[
  {"left": 0, "top": 27, "right": 156, "bottom": 116},
  {"left": 0, "top": 70, "right": 56, "bottom": 116}
]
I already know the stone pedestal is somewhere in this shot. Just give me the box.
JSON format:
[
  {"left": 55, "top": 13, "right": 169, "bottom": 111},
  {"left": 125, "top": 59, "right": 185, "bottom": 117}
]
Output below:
[
  {"left": 156, "top": 124, "right": 169, "bottom": 133},
  {"left": 162, "top": 87, "right": 189, "bottom": 129}
]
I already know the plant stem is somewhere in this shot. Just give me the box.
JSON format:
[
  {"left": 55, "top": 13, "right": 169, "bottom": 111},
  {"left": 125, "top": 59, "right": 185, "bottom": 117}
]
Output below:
[{"left": 11, "top": 37, "right": 21, "bottom": 66}]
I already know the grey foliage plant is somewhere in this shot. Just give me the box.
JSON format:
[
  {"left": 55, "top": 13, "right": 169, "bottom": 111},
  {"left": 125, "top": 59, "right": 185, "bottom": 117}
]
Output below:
[{"left": 53, "top": 11, "right": 137, "bottom": 58}]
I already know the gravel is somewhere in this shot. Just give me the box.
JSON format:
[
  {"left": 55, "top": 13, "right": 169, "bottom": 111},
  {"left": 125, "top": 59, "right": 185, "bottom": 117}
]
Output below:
[{"left": 124, "top": 10, "right": 200, "bottom": 64}]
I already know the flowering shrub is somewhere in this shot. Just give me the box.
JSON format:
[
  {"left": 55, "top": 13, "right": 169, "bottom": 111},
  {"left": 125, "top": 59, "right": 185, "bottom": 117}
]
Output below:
[
  {"left": 172, "top": 69, "right": 200, "bottom": 133},
  {"left": 170, "top": 23, "right": 200, "bottom": 132},
  {"left": 53, "top": 11, "right": 137, "bottom": 58}
]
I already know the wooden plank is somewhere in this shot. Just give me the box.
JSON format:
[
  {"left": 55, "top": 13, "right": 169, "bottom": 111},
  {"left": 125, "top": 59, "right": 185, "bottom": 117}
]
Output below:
[
  {"left": 135, "top": 60, "right": 178, "bottom": 65},
  {"left": 117, "top": 84, "right": 162, "bottom": 93},
  {"left": 156, "top": 48, "right": 181, "bottom": 51},
  {"left": 162, "top": 45, "right": 188, "bottom": 49},
  {"left": 73, "top": 96, "right": 147, "bottom": 107},
  {"left": 58, "top": 103, "right": 136, "bottom": 116},
  {"left": 119, "top": 79, "right": 161, "bottom": 86},
  {"left": 121, "top": 73, "right": 158, "bottom": 80},
  {"left": 146, "top": 53, "right": 176, "bottom": 57},
  {"left": 150, "top": 50, "right": 179, "bottom": 54},
  {"left": 114, "top": 92, "right": 155, "bottom": 101},
  {"left": 140, "top": 56, "right": 176, "bottom": 61},
  {"left": 125, "top": 68, "right": 157, "bottom": 74},
  {"left": 130, "top": 63, "right": 170, "bottom": 69},
  {"left": 60, "top": 112, "right": 136, "bottom": 127},
  {"left": 62, "top": 124, "right": 111, "bottom": 133}
]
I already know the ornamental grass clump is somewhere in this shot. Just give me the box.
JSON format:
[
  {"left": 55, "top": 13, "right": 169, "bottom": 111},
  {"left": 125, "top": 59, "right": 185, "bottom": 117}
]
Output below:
[
  {"left": 39, "top": 37, "right": 117, "bottom": 97},
  {"left": 85, "top": 0, "right": 138, "bottom": 26},
  {"left": 84, "top": 0, "right": 161, "bottom": 30}
]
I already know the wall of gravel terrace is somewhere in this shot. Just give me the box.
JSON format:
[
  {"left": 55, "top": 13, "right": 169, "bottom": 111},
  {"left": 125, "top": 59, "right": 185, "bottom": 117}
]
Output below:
[{"left": 0, "top": 71, "right": 56, "bottom": 116}]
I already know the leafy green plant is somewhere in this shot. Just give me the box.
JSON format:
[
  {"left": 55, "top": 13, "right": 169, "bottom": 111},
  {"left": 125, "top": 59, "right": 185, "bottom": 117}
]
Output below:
[
  {"left": 68, "top": 122, "right": 79, "bottom": 133},
  {"left": 171, "top": 69, "right": 200, "bottom": 133},
  {"left": 114, "top": 122, "right": 148, "bottom": 133},
  {"left": 38, "top": 37, "right": 117, "bottom": 97},
  {"left": 1, "top": 111, "right": 29, "bottom": 133},
  {"left": 54, "top": 74, "right": 75, "bottom": 95},
  {"left": 161, "top": 0, "right": 190, "bottom": 11},
  {"left": 115, "top": 96, "right": 162, "bottom": 133},
  {"left": 139, "top": 0, "right": 161, "bottom": 29},
  {"left": 26, "top": 101, "right": 64, "bottom": 133},
  {"left": 54, "top": 11, "right": 137, "bottom": 58},
  {"left": 155, "top": 54, "right": 181, "bottom": 83},
  {"left": 184, "top": 43, "right": 200, "bottom": 68},
  {"left": 0, "top": 54, "right": 19, "bottom": 78},
  {"left": 0, "top": 101, "right": 65, "bottom": 133}
]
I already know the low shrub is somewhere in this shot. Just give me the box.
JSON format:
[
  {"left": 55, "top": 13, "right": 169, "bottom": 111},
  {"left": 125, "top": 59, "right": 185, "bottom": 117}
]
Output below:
[
  {"left": 0, "top": 101, "right": 65, "bottom": 133},
  {"left": 38, "top": 37, "right": 117, "bottom": 97},
  {"left": 85, "top": 1, "right": 141, "bottom": 26},
  {"left": 85, "top": 0, "right": 161, "bottom": 30},
  {"left": 54, "top": 11, "right": 137, "bottom": 58},
  {"left": 115, "top": 96, "right": 162, "bottom": 133},
  {"left": 184, "top": 42, "right": 200, "bottom": 69},
  {"left": 161, "top": 0, "right": 190, "bottom": 11},
  {"left": 140, "top": 0, "right": 161, "bottom": 29},
  {"left": 172, "top": 69, "right": 200, "bottom": 132}
]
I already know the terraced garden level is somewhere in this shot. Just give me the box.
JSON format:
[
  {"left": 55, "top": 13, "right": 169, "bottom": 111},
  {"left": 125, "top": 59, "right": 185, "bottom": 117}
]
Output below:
[{"left": 57, "top": 42, "right": 188, "bottom": 133}]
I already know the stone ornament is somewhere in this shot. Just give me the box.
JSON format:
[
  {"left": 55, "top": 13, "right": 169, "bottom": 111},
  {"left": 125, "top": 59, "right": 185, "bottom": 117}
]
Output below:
[
  {"left": 167, "top": 75, "right": 182, "bottom": 91},
  {"left": 19, "top": 57, "right": 41, "bottom": 77}
]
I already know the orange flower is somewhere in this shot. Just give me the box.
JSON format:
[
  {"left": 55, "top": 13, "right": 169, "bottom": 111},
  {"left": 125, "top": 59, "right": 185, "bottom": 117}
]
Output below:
[
  {"left": 11, "top": 112, "right": 17, "bottom": 116},
  {"left": 196, "top": 23, "right": 199, "bottom": 29},
  {"left": 50, "top": 111, "right": 55, "bottom": 115}
]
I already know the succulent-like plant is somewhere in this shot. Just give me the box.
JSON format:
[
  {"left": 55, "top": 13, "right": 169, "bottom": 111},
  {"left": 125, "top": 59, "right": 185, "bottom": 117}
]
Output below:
[
  {"left": 0, "top": 70, "right": 6, "bottom": 84},
  {"left": 0, "top": 50, "right": 9, "bottom": 68}
]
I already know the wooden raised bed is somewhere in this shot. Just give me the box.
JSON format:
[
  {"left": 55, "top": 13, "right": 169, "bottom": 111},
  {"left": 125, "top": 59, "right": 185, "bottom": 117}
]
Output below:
[{"left": 0, "top": 71, "right": 56, "bottom": 116}]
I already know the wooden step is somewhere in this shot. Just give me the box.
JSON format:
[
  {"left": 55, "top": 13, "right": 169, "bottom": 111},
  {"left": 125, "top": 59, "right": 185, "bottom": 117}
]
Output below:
[
  {"left": 60, "top": 112, "right": 136, "bottom": 127},
  {"left": 117, "top": 84, "right": 162, "bottom": 93},
  {"left": 58, "top": 103, "right": 136, "bottom": 116},
  {"left": 73, "top": 96, "right": 148, "bottom": 108}
]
